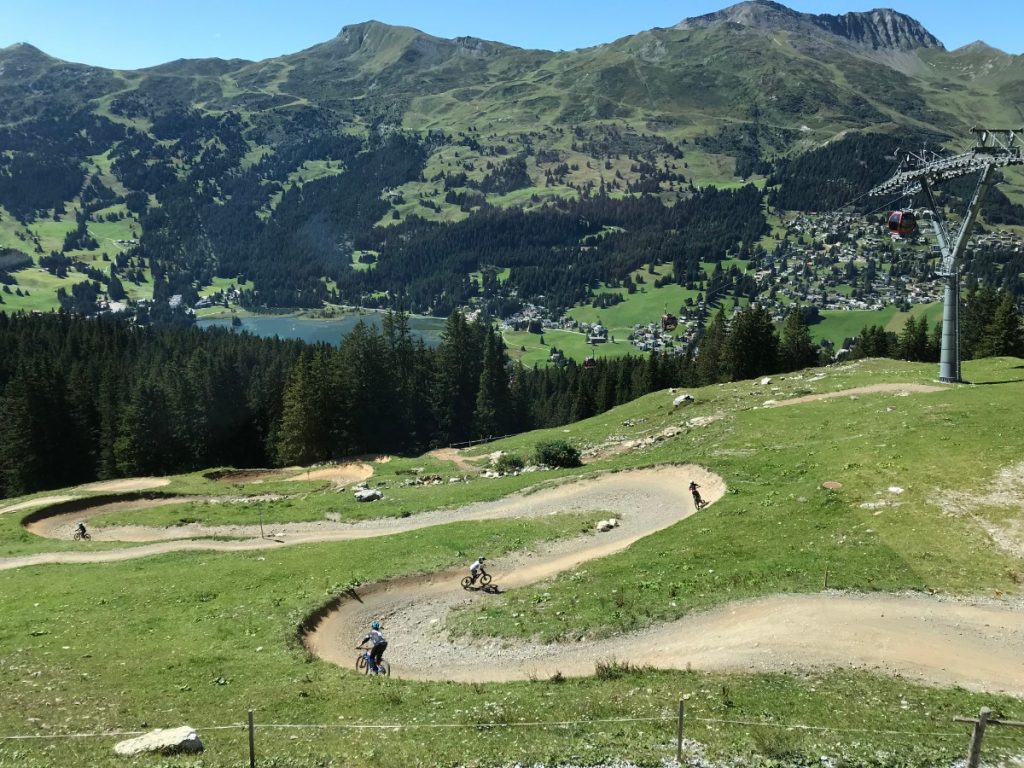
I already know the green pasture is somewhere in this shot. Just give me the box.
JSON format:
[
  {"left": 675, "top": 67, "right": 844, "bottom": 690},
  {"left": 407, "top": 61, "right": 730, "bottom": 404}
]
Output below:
[
  {"left": 503, "top": 328, "right": 637, "bottom": 367},
  {"left": 25, "top": 216, "right": 79, "bottom": 254},
  {"left": 0, "top": 209, "right": 33, "bottom": 252},
  {"left": 87, "top": 216, "right": 138, "bottom": 248},
  {"left": 0, "top": 268, "right": 66, "bottom": 312},
  {"left": 810, "top": 302, "right": 943, "bottom": 346},
  {"left": 1, "top": 358, "right": 1023, "bottom": 766},
  {"left": 564, "top": 259, "right": 748, "bottom": 346}
]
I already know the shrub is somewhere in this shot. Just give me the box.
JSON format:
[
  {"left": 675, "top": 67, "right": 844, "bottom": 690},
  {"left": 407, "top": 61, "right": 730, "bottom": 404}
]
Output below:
[
  {"left": 532, "top": 439, "right": 582, "bottom": 468},
  {"left": 495, "top": 453, "right": 525, "bottom": 474}
]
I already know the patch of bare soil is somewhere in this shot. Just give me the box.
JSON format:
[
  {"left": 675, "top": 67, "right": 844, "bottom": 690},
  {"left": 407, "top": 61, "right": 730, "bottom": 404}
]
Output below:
[
  {"left": 77, "top": 478, "right": 171, "bottom": 492},
  {"left": 206, "top": 469, "right": 289, "bottom": 484},
  {"left": 286, "top": 463, "right": 373, "bottom": 485},
  {"left": 936, "top": 461, "right": 1024, "bottom": 558},
  {"left": 429, "top": 448, "right": 483, "bottom": 473},
  {"left": 763, "top": 383, "right": 944, "bottom": 408},
  {"left": 0, "top": 496, "right": 79, "bottom": 515}
]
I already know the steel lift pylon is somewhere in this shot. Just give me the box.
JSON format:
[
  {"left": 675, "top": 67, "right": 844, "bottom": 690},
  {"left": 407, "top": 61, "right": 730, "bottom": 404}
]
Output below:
[{"left": 868, "top": 128, "right": 1024, "bottom": 382}]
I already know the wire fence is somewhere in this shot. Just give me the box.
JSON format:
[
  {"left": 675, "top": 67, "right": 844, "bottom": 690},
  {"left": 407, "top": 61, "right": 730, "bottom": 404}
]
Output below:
[
  {"left": 3, "top": 703, "right": 1022, "bottom": 768},
  {"left": 5, "top": 708, "right": 1019, "bottom": 743}
]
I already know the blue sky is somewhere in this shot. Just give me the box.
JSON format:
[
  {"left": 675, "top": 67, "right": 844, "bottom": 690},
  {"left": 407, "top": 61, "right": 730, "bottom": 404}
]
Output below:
[{"left": 1, "top": 0, "right": 1021, "bottom": 69}]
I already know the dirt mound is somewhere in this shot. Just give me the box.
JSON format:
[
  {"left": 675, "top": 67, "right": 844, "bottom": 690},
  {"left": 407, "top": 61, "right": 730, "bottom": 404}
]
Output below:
[
  {"left": 204, "top": 469, "right": 289, "bottom": 484},
  {"left": 0, "top": 496, "right": 78, "bottom": 515},
  {"left": 429, "top": 448, "right": 483, "bottom": 473},
  {"left": 287, "top": 463, "right": 373, "bottom": 484}
]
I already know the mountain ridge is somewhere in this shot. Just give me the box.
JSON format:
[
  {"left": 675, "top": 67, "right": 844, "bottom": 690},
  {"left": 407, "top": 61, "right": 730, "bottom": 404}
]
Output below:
[{"left": 2, "top": 2, "right": 1014, "bottom": 73}]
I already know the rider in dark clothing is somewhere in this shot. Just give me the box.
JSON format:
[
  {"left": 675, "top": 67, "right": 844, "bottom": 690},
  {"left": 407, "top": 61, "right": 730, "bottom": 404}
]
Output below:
[
  {"left": 689, "top": 481, "right": 704, "bottom": 509},
  {"left": 357, "top": 621, "right": 388, "bottom": 671}
]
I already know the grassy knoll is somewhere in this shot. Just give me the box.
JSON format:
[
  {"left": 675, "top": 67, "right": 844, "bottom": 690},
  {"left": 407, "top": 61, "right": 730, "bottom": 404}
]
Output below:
[{"left": 2, "top": 358, "right": 1023, "bottom": 766}]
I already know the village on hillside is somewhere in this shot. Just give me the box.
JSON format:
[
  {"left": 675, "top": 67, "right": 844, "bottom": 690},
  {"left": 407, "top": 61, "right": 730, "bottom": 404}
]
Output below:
[{"left": 499, "top": 210, "right": 1024, "bottom": 361}]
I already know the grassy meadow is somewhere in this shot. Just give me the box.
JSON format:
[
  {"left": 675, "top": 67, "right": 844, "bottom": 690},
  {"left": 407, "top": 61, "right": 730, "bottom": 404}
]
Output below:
[{"left": 0, "top": 357, "right": 1023, "bottom": 766}]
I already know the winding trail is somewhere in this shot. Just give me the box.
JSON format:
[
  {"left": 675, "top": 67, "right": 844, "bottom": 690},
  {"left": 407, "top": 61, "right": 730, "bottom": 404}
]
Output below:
[
  {"left": 6, "top": 384, "right": 1023, "bottom": 693},
  {"left": 303, "top": 469, "right": 1024, "bottom": 695},
  {"left": 2, "top": 466, "right": 722, "bottom": 571}
]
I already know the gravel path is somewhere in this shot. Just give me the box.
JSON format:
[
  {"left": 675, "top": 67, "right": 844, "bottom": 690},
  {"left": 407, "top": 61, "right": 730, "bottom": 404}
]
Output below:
[
  {"left": 304, "top": 467, "right": 1024, "bottom": 696},
  {"left": 8, "top": 384, "right": 1021, "bottom": 694}
]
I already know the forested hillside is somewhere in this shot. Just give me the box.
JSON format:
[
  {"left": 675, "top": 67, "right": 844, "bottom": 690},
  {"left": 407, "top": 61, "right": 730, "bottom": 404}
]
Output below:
[
  {"left": 4, "top": 283, "right": 1022, "bottom": 498},
  {"left": 1, "top": 1, "right": 1023, "bottom": 317}
]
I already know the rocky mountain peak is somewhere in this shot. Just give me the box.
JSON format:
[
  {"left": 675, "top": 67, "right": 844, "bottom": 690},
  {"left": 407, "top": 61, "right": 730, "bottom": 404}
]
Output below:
[
  {"left": 676, "top": 0, "right": 943, "bottom": 51},
  {"left": 811, "top": 7, "right": 942, "bottom": 51}
]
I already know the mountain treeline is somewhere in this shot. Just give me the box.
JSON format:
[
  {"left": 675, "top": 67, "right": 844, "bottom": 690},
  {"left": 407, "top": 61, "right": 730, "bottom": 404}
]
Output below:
[
  {"left": 0, "top": 311, "right": 687, "bottom": 497},
  {"left": 4, "top": 283, "right": 1022, "bottom": 497}
]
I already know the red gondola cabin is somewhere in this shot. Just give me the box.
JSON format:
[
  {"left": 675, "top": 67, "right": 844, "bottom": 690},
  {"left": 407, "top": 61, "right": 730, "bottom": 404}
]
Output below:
[{"left": 887, "top": 210, "right": 917, "bottom": 237}]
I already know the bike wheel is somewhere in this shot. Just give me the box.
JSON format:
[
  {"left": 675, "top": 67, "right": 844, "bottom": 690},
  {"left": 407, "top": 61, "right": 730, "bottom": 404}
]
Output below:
[
  {"left": 356, "top": 654, "right": 367, "bottom": 673},
  {"left": 73, "top": 532, "right": 82, "bottom": 541},
  {"left": 461, "top": 576, "right": 473, "bottom": 589},
  {"left": 479, "top": 573, "right": 492, "bottom": 586}
]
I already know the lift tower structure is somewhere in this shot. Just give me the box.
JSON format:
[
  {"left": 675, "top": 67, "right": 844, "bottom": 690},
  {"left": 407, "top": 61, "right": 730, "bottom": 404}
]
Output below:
[{"left": 868, "top": 128, "right": 1024, "bottom": 382}]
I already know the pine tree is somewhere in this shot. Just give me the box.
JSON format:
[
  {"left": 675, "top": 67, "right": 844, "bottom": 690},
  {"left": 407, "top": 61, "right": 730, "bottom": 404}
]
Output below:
[
  {"left": 275, "top": 352, "right": 331, "bottom": 466},
  {"left": 779, "top": 307, "right": 817, "bottom": 372},
  {"left": 114, "top": 379, "right": 174, "bottom": 476},
  {"left": 723, "top": 304, "right": 779, "bottom": 380},
  {"left": 696, "top": 308, "right": 728, "bottom": 385},
  {"left": 0, "top": 376, "right": 37, "bottom": 496},
  {"left": 978, "top": 293, "right": 1024, "bottom": 358},
  {"left": 473, "top": 326, "right": 511, "bottom": 439},
  {"left": 897, "top": 316, "right": 929, "bottom": 362},
  {"left": 961, "top": 285, "right": 999, "bottom": 359}
]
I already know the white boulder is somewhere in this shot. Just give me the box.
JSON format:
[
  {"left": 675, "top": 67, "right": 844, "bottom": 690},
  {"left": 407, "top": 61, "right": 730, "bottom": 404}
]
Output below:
[
  {"left": 114, "top": 726, "right": 203, "bottom": 757},
  {"left": 354, "top": 488, "right": 383, "bottom": 502}
]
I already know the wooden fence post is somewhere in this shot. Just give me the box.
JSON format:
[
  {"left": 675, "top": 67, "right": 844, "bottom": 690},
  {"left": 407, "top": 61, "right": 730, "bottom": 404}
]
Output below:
[
  {"left": 966, "top": 707, "right": 990, "bottom": 768},
  {"left": 676, "top": 698, "right": 685, "bottom": 764},
  {"left": 248, "top": 709, "right": 256, "bottom": 768}
]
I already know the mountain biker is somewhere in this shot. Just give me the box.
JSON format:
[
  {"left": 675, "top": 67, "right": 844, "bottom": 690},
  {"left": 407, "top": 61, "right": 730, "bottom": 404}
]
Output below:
[
  {"left": 75, "top": 522, "right": 88, "bottom": 539},
  {"left": 689, "top": 481, "right": 704, "bottom": 509},
  {"left": 356, "top": 621, "right": 387, "bottom": 673},
  {"left": 469, "top": 556, "right": 486, "bottom": 584}
]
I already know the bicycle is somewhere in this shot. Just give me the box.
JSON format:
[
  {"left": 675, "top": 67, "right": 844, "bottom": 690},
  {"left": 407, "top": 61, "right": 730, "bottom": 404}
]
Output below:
[
  {"left": 461, "top": 567, "right": 492, "bottom": 590},
  {"left": 355, "top": 649, "right": 390, "bottom": 677},
  {"left": 73, "top": 529, "right": 91, "bottom": 541}
]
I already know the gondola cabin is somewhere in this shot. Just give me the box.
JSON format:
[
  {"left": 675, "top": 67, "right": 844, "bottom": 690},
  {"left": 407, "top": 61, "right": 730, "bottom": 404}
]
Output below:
[
  {"left": 887, "top": 209, "right": 917, "bottom": 238},
  {"left": 583, "top": 356, "right": 597, "bottom": 370}
]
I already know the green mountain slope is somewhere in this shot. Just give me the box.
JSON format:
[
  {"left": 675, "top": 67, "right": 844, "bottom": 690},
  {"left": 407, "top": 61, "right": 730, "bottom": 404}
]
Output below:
[{"left": 1, "top": 0, "right": 1022, "bottom": 317}]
